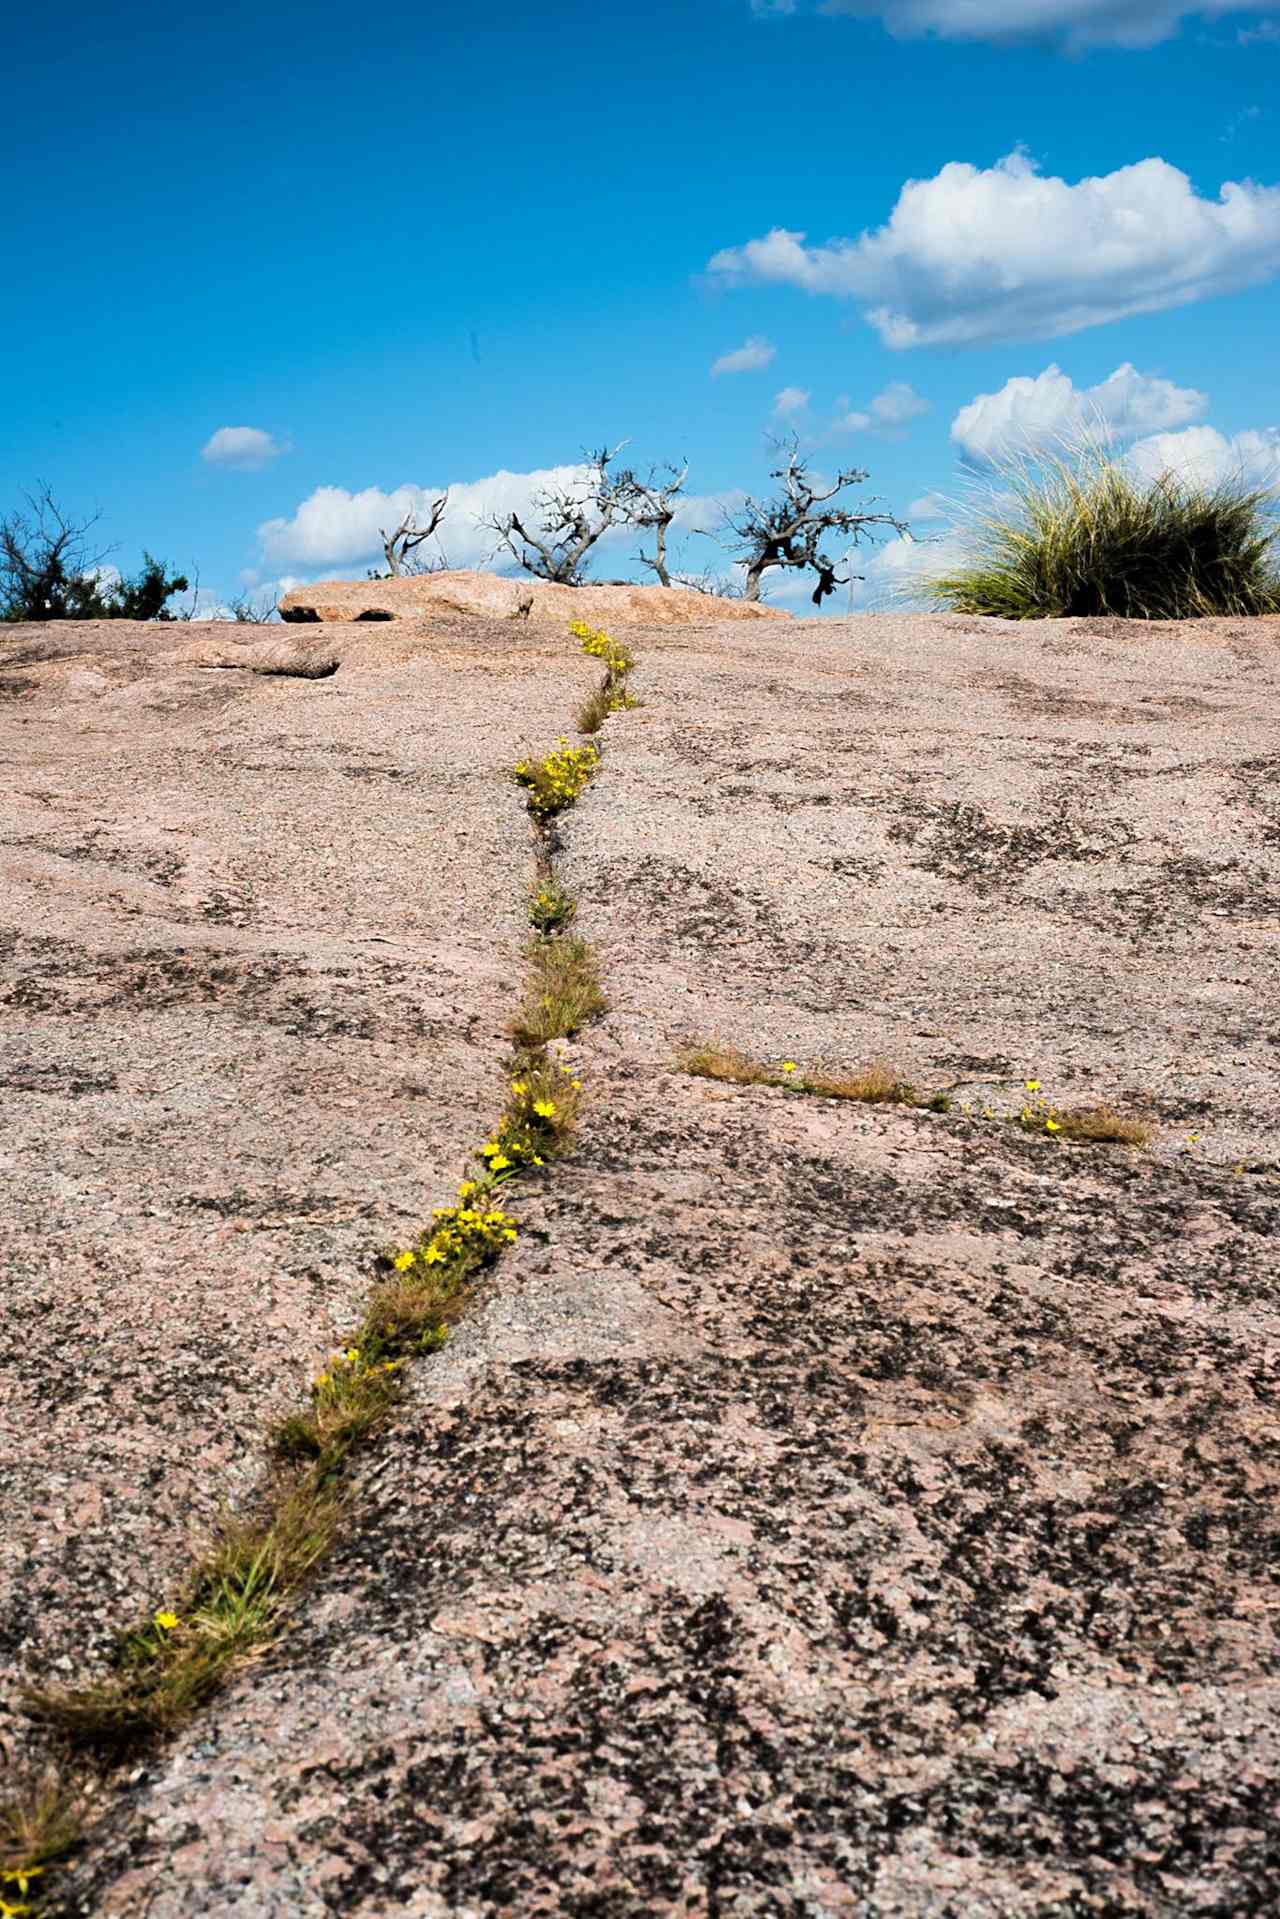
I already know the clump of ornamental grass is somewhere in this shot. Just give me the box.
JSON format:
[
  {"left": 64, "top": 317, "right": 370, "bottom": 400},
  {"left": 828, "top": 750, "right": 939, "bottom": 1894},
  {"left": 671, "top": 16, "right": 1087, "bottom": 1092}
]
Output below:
[
  {"left": 0, "top": 1770, "right": 82, "bottom": 1907},
  {"left": 923, "top": 425, "right": 1280, "bottom": 621},
  {"left": 25, "top": 1479, "right": 340, "bottom": 1752},
  {"left": 508, "top": 935, "right": 606, "bottom": 1047},
  {"left": 513, "top": 738, "right": 600, "bottom": 819},
  {"left": 1015, "top": 1079, "right": 1152, "bottom": 1146}
]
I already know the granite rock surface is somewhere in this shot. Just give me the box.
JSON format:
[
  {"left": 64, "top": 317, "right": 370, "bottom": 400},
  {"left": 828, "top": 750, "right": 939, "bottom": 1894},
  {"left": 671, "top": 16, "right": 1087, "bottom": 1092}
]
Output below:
[{"left": 2, "top": 610, "right": 1278, "bottom": 1916}]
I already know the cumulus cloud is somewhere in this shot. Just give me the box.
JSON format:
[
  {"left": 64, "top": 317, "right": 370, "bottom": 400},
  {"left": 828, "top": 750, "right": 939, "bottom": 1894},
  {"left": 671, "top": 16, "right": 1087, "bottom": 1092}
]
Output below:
[
  {"left": 707, "top": 149, "right": 1280, "bottom": 348},
  {"left": 765, "top": 1, "right": 1280, "bottom": 53},
  {"left": 711, "top": 336, "right": 777, "bottom": 376},
  {"left": 950, "top": 362, "right": 1208, "bottom": 466},
  {"left": 773, "top": 385, "right": 811, "bottom": 416},
  {"left": 1126, "top": 423, "right": 1280, "bottom": 491},
  {"left": 259, "top": 467, "right": 600, "bottom": 571},
  {"left": 202, "top": 425, "right": 284, "bottom": 470},
  {"left": 259, "top": 466, "right": 743, "bottom": 577}
]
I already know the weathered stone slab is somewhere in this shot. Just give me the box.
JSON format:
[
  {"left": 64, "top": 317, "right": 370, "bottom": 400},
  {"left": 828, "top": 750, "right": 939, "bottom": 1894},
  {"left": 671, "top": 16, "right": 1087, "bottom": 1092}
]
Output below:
[
  {"left": 7, "top": 610, "right": 1280, "bottom": 1915},
  {"left": 278, "top": 569, "right": 788, "bottom": 627}
]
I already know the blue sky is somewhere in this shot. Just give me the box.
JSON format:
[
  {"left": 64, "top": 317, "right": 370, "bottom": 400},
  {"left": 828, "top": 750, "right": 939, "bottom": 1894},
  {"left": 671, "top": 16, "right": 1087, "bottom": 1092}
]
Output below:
[{"left": 3, "top": 0, "right": 1278, "bottom": 610}]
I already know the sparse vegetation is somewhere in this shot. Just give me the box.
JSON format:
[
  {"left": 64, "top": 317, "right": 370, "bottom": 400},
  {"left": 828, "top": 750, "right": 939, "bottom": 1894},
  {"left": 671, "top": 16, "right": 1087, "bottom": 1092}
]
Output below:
[
  {"left": 1015, "top": 1080, "right": 1152, "bottom": 1145},
  {"left": 570, "top": 618, "right": 639, "bottom": 732},
  {"left": 675, "top": 1045, "right": 1157, "bottom": 1144},
  {"left": 925, "top": 433, "right": 1280, "bottom": 621},
  {"left": 15, "top": 614, "right": 623, "bottom": 1861},
  {"left": 1, "top": 488, "right": 190, "bottom": 623},
  {"left": 513, "top": 738, "right": 601, "bottom": 818},
  {"left": 0, "top": 1770, "right": 82, "bottom": 1906},
  {"left": 528, "top": 875, "right": 577, "bottom": 933},
  {"left": 26, "top": 1479, "right": 340, "bottom": 1750},
  {"left": 508, "top": 936, "right": 607, "bottom": 1048}
]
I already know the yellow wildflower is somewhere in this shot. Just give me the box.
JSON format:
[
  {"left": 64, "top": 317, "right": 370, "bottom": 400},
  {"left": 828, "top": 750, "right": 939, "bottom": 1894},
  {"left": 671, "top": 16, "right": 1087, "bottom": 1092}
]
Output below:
[
  {"left": 1025, "top": 1079, "right": 1040, "bottom": 1093},
  {"left": 781, "top": 1061, "right": 797, "bottom": 1074},
  {"left": 154, "top": 1610, "right": 179, "bottom": 1631},
  {"left": 532, "top": 1098, "right": 556, "bottom": 1119},
  {"left": 489, "top": 1152, "right": 511, "bottom": 1172},
  {"left": 1045, "top": 1118, "right": 1060, "bottom": 1134},
  {"left": 393, "top": 1250, "right": 415, "bottom": 1272},
  {"left": 511, "top": 1080, "right": 528, "bottom": 1095}
]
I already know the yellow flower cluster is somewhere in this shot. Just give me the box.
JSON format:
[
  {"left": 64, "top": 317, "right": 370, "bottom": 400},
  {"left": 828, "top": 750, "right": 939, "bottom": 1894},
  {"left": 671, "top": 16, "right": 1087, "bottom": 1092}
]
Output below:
[
  {"left": 477, "top": 1060, "right": 581, "bottom": 1182},
  {"left": 1017, "top": 1079, "right": 1062, "bottom": 1136},
  {"left": 569, "top": 618, "right": 635, "bottom": 676},
  {"left": 390, "top": 1199, "right": 519, "bottom": 1277},
  {"left": 313, "top": 1346, "right": 404, "bottom": 1393},
  {"left": 2, "top": 1867, "right": 42, "bottom": 1918},
  {"left": 513, "top": 738, "right": 601, "bottom": 819}
]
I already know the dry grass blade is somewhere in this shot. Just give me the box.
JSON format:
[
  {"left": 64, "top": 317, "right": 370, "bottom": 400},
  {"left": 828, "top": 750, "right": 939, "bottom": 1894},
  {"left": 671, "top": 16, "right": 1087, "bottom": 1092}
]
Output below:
[
  {"left": 804, "top": 1062, "right": 919, "bottom": 1104},
  {"left": 0, "top": 1769, "right": 82, "bottom": 1877},
  {"left": 1054, "top": 1105, "right": 1153, "bottom": 1146},
  {"left": 673, "top": 1039, "right": 775, "bottom": 1086}
]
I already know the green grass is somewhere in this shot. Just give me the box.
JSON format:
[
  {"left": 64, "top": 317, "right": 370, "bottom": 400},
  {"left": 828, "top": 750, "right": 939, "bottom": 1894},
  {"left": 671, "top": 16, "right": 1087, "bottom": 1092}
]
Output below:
[{"left": 924, "top": 431, "right": 1280, "bottom": 621}]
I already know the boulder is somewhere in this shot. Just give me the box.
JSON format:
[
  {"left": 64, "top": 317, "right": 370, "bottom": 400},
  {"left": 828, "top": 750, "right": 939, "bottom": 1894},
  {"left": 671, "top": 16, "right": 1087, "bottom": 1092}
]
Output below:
[{"left": 278, "top": 569, "right": 788, "bottom": 626}]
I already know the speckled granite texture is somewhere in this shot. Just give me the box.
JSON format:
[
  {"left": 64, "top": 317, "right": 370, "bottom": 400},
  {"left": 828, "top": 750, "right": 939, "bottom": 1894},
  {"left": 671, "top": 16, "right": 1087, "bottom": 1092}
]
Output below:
[{"left": 3, "top": 611, "right": 1279, "bottom": 1916}]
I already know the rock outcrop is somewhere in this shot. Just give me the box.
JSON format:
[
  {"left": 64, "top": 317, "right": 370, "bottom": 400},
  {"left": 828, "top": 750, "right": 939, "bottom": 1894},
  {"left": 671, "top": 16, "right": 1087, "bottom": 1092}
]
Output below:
[
  {"left": 278, "top": 569, "right": 787, "bottom": 626},
  {"left": 3, "top": 610, "right": 1279, "bottom": 1915}
]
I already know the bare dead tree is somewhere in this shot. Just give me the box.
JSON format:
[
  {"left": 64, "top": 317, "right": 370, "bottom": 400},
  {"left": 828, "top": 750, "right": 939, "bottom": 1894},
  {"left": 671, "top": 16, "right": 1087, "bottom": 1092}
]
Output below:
[
  {"left": 482, "top": 444, "right": 628, "bottom": 585},
  {"left": 606, "top": 459, "right": 689, "bottom": 587},
  {"left": 379, "top": 493, "right": 449, "bottom": 576},
  {"left": 718, "top": 437, "right": 910, "bottom": 603}
]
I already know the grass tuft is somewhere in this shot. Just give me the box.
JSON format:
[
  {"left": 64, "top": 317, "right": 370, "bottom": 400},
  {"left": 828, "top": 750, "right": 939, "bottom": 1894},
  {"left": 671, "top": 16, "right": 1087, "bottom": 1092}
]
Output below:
[
  {"left": 804, "top": 1062, "right": 920, "bottom": 1105},
  {"left": 0, "top": 1770, "right": 82, "bottom": 1895},
  {"left": 25, "top": 1480, "right": 341, "bottom": 1752},
  {"left": 508, "top": 936, "right": 606, "bottom": 1047},
  {"left": 675, "top": 1041, "right": 951, "bottom": 1110},
  {"left": 674, "top": 1039, "right": 775, "bottom": 1086},
  {"left": 923, "top": 426, "right": 1280, "bottom": 621}
]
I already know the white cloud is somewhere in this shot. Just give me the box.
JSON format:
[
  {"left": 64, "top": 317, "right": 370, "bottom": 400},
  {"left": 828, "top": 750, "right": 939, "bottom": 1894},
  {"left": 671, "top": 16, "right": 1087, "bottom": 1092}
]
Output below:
[
  {"left": 707, "top": 149, "right": 1280, "bottom": 348},
  {"left": 1239, "top": 19, "right": 1280, "bottom": 40},
  {"left": 848, "top": 528, "right": 970, "bottom": 611},
  {"left": 806, "top": 2, "right": 1280, "bottom": 53},
  {"left": 1126, "top": 423, "right": 1280, "bottom": 492},
  {"left": 711, "top": 336, "right": 777, "bottom": 377},
  {"left": 908, "top": 492, "right": 947, "bottom": 519},
  {"left": 830, "top": 408, "right": 873, "bottom": 434},
  {"left": 259, "top": 467, "right": 598, "bottom": 571},
  {"left": 869, "top": 380, "right": 929, "bottom": 425},
  {"left": 773, "top": 385, "right": 811, "bottom": 416},
  {"left": 202, "top": 425, "right": 284, "bottom": 470},
  {"left": 258, "top": 466, "right": 745, "bottom": 578},
  {"left": 951, "top": 362, "right": 1208, "bottom": 466}
]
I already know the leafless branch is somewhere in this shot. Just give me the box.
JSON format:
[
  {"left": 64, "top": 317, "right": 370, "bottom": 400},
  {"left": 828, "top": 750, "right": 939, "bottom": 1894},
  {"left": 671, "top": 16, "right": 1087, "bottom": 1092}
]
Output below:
[
  {"left": 379, "top": 493, "right": 449, "bottom": 576},
  {"left": 714, "top": 434, "right": 911, "bottom": 604},
  {"left": 481, "top": 444, "right": 629, "bottom": 585}
]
